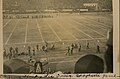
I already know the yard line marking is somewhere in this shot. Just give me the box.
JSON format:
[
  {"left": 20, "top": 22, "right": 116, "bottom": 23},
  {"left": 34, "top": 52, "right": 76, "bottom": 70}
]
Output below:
[
  {"left": 34, "top": 54, "right": 83, "bottom": 60},
  {"left": 49, "top": 53, "right": 103, "bottom": 64},
  {"left": 74, "top": 17, "right": 109, "bottom": 31},
  {"left": 49, "top": 53, "right": 88, "bottom": 62},
  {"left": 5, "top": 37, "right": 107, "bottom": 45},
  {"left": 50, "top": 53, "right": 104, "bottom": 64},
  {"left": 5, "top": 41, "right": 58, "bottom": 45},
  {"left": 82, "top": 16, "right": 112, "bottom": 28},
  {"left": 71, "top": 19, "right": 106, "bottom": 37},
  {"left": 36, "top": 19, "right": 44, "bottom": 42},
  {"left": 81, "top": 18, "right": 109, "bottom": 31},
  {"left": 25, "top": 19, "right": 28, "bottom": 43},
  {"left": 48, "top": 54, "right": 88, "bottom": 60},
  {"left": 3, "top": 19, "right": 12, "bottom": 28},
  {"left": 62, "top": 19, "right": 94, "bottom": 40},
  {"left": 50, "top": 60, "right": 77, "bottom": 64},
  {"left": 44, "top": 19, "right": 62, "bottom": 41},
  {"left": 62, "top": 38, "right": 107, "bottom": 42},
  {"left": 5, "top": 19, "right": 19, "bottom": 45},
  {"left": 54, "top": 19, "right": 79, "bottom": 41}
]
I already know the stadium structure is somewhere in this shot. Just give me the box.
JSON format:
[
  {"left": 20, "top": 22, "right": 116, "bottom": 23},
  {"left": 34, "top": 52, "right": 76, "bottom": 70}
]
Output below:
[
  {"left": 3, "top": 0, "right": 113, "bottom": 74},
  {"left": 3, "top": 0, "right": 112, "bottom": 14}
]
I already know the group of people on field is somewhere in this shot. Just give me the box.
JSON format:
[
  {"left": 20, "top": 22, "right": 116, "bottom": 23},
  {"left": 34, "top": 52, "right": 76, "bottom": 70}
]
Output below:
[
  {"left": 66, "top": 42, "right": 100, "bottom": 56},
  {"left": 4, "top": 41, "right": 100, "bottom": 59},
  {"left": 3, "top": 41, "right": 56, "bottom": 58},
  {"left": 3, "top": 47, "right": 18, "bottom": 59}
]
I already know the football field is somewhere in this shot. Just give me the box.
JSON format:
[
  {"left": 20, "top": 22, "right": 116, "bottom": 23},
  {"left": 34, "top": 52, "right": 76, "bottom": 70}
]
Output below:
[{"left": 3, "top": 12, "right": 113, "bottom": 73}]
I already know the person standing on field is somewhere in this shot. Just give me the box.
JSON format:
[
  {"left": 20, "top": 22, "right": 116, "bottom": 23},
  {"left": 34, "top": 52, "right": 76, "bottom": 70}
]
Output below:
[
  {"left": 42, "top": 46, "right": 45, "bottom": 51},
  {"left": 28, "top": 46, "right": 31, "bottom": 56},
  {"left": 45, "top": 41, "right": 48, "bottom": 47},
  {"left": 70, "top": 46, "right": 74, "bottom": 55},
  {"left": 71, "top": 43, "right": 74, "bottom": 48},
  {"left": 33, "top": 47, "right": 35, "bottom": 56},
  {"left": 96, "top": 45, "right": 100, "bottom": 53},
  {"left": 9, "top": 47, "right": 13, "bottom": 54},
  {"left": 86, "top": 42, "right": 89, "bottom": 49},
  {"left": 9, "top": 47, "right": 13, "bottom": 59},
  {"left": 15, "top": 47, "right": 18, "bottom": 55},
  {"left": 66, "top": 46, "right": 70, "bottom": 55},
  {"left": 78, "top": 44, "right": 81, "bottom": 52},
  {"left": 12, "top": 49, "right": 15, "bottom": 58},
  {"left": 3, "top": 48, "right": 6, "bottom": 57},
  {"left": 36, "top": 44, "right": 39, "bottom": 51},
  {"left": 74, "top": 43, "right": 78, "bottom": 48},
  {"left": 51, "top": 43, "right": 55, "bottom": 50}
]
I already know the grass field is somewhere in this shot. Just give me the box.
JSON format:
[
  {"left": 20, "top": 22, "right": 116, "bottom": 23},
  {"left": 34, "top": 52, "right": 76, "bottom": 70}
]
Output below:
[{"left": 3, "top": 12, "right": 113, "bottom": 73}]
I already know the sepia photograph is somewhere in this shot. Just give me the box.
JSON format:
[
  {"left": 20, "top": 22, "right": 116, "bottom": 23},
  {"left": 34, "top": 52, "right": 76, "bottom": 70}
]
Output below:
[{"left": 2, "top": 0, "right": 115, "bottom": 74}]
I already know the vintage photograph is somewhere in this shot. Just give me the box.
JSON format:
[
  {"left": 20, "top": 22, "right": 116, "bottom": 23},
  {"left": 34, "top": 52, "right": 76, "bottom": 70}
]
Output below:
[{"left": 3, "top": 0, "right": 113, "bottom": 74}]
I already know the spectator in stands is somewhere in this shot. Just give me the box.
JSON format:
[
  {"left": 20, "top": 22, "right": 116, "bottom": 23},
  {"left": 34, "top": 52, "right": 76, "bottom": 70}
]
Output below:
[
  {"left": 74, "top": 55, "right": 104, "bottom": 73},
  {"left": 104, "top": 28, "right": 113, "bottom": 73},
  {"left": 34, "top": 58, "right": 48, "bottom": 74}
]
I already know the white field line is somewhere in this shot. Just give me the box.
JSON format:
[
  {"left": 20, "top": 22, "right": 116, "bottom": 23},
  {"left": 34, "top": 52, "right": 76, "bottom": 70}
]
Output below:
[
  {"left": 3, "top": 19, "right": 12, "bottom": 28},
  {"left": 44, "top": 19, "right": 62, "bottom": 41},
  {"left": 65, "top": 19, "right": 104, "bottom": 46},
  {"left": 82, "top": 18, "right": 109, "bottom": 31},
  {"left": 49, "top": 54, "right": 104, "bottom": 64},
  {"left": 50, "top": 60, "right": 77, "bottom": 64},
  {"left": 63, "top": 19, "right": 94, "bottom": 40},
  {"left": 25, "top": 19, "right": 28, "bottom": 43},
  {"left": 83, "top": 16, "right": 112, "bottom": 28},
  {"left": 34, "top": 55, "right": 78, "bottom": 61},
  {"left": 71, "top": 19, "right": 106, "bottom": 37},
  {"left": 54, "top": 19, "right": 78, "bottom": 40},
  {"left": 36, "top": 19, "right": 44, "bottom": 42},
  {"left": 48, "top": 54, "right": 84, "bottom": 60},
  {"left": 49, "top": 53, "right": 89, "bottom": 64},
  {"left": 63, "top": 37, "right": 106, "bottom": 41},
  {"left": 5, "top": 19, "right": 19, "bottom": 45},
  {"left": 5, "top": 38, "right": 107, "bottom": 45},
  {"left": 49, "top": 53, "right": 104, "bottom": 64},
  {"left": 75, "top": 17, "right": 109, "bottom": 31}
]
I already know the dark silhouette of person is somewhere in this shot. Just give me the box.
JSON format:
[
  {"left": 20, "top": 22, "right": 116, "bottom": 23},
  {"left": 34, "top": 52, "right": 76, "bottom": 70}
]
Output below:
[
  {"left": 34, "top": 61, "right": 43, "bottom": 73},
  {"left": 104, "top": 28, "right": 113, "bottom": 73},
  {"left": 74, "top": 54, "right": 104, "bottom": 73},
  {"left": 34, "top": 59, "right": 48, "bottom": 74},
  {"left": 96, "top": 45, "right": 100, "bottom": 53}
]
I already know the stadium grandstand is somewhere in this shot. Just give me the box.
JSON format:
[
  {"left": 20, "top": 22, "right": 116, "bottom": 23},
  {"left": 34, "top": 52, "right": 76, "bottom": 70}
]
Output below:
[{"left": 3, "top": 0, "right": 112, "bottom": 14}]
